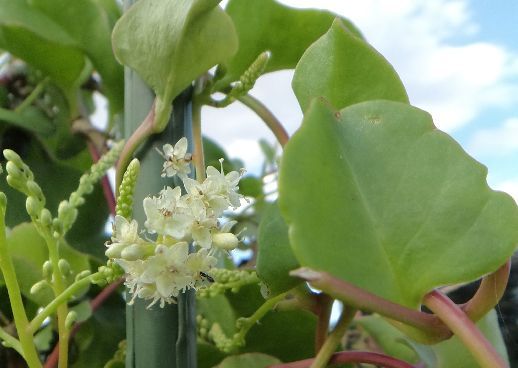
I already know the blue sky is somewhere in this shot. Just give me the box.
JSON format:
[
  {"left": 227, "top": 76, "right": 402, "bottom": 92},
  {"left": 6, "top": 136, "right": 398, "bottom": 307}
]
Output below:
[{"left": 203, "top": 0, "right": 518, "bottom": 201}]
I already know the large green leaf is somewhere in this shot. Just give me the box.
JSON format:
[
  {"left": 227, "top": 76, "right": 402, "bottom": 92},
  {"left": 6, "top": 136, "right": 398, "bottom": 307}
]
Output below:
[
  {"left": 29, "top": 0, "right": 124, "bottom": 112},
  {"left": 214, "top": 353, "right": 281, "bottom": 368},
  {"left": 0, "top": 1, "right": 85, "bottom": 95},
  {"left": 0, "top": 106, "right": 55, "bottom": 136},
  {"left": 112, "top": 0, "right": 238, "bottom": 128},
  {"left": 360, "top": 311, "right": 509, "bottom": 367},
  {"left": 292, "top": 19, "right": 409, "bottom": 112},
  {"left": 279, "top": 99, "right": 518, "bottom": 308},
  {"left": 215, "top": 0, "right": 363, "bottom": 89},
  {"left": 256, "top": 202, "right": 300, "bottom": 296}
]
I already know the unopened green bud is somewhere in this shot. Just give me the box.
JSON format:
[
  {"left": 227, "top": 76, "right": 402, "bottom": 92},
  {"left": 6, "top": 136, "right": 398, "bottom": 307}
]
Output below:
[
  {"left": 52, "top": 218, "right": 63, "bottom": 237},
  {"left": 57, "top": 200, "right": 78, "bottom": 233},
  {"left": 26, "top": 181, "right": 44, "bottom": 202},
  {"left": 65, "top": 311, "right": 77, "bottom": 330},
  {"left": 105, "top": 243, "right": 126, "bottom": 259},
  {"left": 39, "top": 208, "right": 53, "bottom": 228},
  {"left": 75, "top": 270, "right": 91, "bottom": 281},
  {"left": 3, "top": 149, "right": 23, "bottom": 166},
  {"left": 212, "top": 233, "right": 239, "bottom": 250},
  {"left": 58, "top": 259, "right": 71, "bottom": 276},
  {"left": 42, "top": 260, "right": 53, "bottom": 280},
  {"left": 121, "top": 243, "right": 153, "bottom": 261},
  {"left": 116, "top": 158, "right": 140, "bottom": 219},
  {"left": 30, "top": 280, "right": 50, "bottom": 295},
  {"left": 26, "top": 196, "right": 41, "bottom": 217},
  {"left": 5, "top": 161, "right": 23, "bottom": 179}
]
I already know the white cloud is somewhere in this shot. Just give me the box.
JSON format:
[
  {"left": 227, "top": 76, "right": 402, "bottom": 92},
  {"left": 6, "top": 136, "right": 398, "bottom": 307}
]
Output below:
[
  {"left": 278, "top": 0, "right": 517, "bottom": 131},
  {"left": 468, "top": 118, "right": 518, "bottom": 156},
  {"left": 493, "top": 179, "right": 518, "bottom": 204}
]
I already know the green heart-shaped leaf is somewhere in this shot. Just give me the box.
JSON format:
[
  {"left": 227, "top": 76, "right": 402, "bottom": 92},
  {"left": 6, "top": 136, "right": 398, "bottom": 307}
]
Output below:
[
  {"left": 0, "top": 1, "right": 86, "bottom": 96},
  {"left": 279, "top": 99, "right": 518, "bottom": 308},
  {"left": 292, "top": 19, "right": 409, "bottom": 112},
  {"left": 29, "top": 0, "right": 124, "bottom": 112},
  {"left": 215, "top": 0, "right": 362, "bottom": 89},
  {"left": 112, "top": 0, "right": 238, "bottom": 129},
  {"left": 257, "top": 202, "right": 301, "bottom": 296}
]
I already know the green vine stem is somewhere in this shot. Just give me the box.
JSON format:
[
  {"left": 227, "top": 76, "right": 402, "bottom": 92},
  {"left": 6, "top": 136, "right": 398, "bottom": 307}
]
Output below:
[
  {"left": 14, "top": 77, "right": 50, "bottom": 113},
  {"left": 0, "top": 194, "right": 42, "bottom": 368},
  {"left": 42, "top": 234, "right": 69, "bottom": 368},
  {"left": 210, "top": 291, "right": 288, "bottom": 352},
  {"left": 290, "top": 268, "right": 451, "bottom": 342},
  {"left": 423, "top": 290, "right": 508, "bottom": 368},
  {"left": 115, "top": 102, "right": 155, "bottom": 193},
  {"left": 43, "top": 279, "right": 124, "bottom": 368},
  {"left": 0, "top": 326, "right": 22, "bottom": 356},
  {"left": 29, "top": 273, "right": 98, "bottom": 334},
  {"left": 460, "top": 260, "right": 510, "bottom": 322},
  {"left": 235, "top": 291, "right": 287, "bottom": 343},
  {"left": 270, "top": 351, "right": 415, "bottom": 368},
  {"left": 310, "top": 306, "right": 356, "bottom": 368},
  {"left": 237, "top": 94, "right": 289, "bottom": 148}
]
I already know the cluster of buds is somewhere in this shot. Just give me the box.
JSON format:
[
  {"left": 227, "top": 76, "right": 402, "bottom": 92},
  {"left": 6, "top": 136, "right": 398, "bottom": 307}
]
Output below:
[{"left": 106, "top": 138, "right": 244, "bottom": 308}]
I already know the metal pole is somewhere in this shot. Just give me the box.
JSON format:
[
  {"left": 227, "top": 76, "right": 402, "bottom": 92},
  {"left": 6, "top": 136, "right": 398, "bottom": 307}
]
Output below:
[{"left": 122, "top": 5, "right": 197, "bottom": 366}]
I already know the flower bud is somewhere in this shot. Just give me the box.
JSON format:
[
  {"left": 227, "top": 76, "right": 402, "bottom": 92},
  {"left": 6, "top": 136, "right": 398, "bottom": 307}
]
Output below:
[
  {"left": 30, "top": 280, "right": 50, "bottom": 295},
  {"left": 26, "top": 181, "right": 44, "bottom": 201},
  {"left": 105, "top": 243, "right": 126, "bottom": 259},
  {"left": 42, "top": 261, "right": 53, "bottom": 280},
  {"left": 39, "top": 208, "right": 53, "bottom": 228},
  {"left": 58, "top": 259, "right": 71, "bottom": 276},
  {"left": 75, "top": 270, "right": 91, "bottom": 281},
  {"left": 121, "top": 243, "right": 153, "bottom": 261},
  {"left": 5, "top": 161, "right": 23, "bottom": 179},
  {"left": 65, "top": 311, "right": 77, "bottom": 330},
  {"left": 26, "top": 196, "right": 41, "bottom": 218},
  {"left": 212, "top": 232, "right": 239, "bottom": 250},
  {"left": 3, "top": 149, "right": 22, "bottom": 166}
]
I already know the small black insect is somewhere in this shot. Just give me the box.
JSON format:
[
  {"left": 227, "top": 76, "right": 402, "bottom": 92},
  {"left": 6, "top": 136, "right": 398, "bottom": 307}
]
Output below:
[{"left": 199, "top": 272, "right": 214, "bottom": 283}]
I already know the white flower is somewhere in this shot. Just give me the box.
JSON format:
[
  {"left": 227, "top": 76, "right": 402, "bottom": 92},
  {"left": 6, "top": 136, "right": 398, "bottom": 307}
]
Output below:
[
  {"left": 140, "top": 243, "right": 194, "bottom": 302},
  {"left": 143, "top": 186, "right": 193, "bottom": 239},
  {"left": 204, "top": 162, "right": 243, "bottom": 211},
  {"left": 157, "top": 138, "right": 192, "bottom": 178},
  {"left": 105, "top": 216, "right": 143, "bottom": 258},
  {"left": 186, "top": 248, "right": 216, "bottom": 275}
]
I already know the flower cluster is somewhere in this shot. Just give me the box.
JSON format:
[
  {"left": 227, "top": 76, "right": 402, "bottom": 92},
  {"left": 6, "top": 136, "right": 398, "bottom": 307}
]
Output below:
[{"left": 106, "top": 138, "right": 243, "bottom": 308}]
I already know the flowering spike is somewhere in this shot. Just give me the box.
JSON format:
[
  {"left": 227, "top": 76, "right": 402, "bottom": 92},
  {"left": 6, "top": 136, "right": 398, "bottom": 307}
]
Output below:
[
  {"left": 116, "top": 158, "right": 140, "bottom": 219},
  {"left": 232, "top": 51, "right": 270, "bottom": 96},
  {"left": 57, "top": 140, "right": 124, "bottom": 235}
]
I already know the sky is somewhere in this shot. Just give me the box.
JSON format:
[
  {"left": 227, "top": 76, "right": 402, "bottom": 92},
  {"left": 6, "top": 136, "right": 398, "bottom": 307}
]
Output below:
[{"left": 202, "top": 0, "right": 518, "bottom": 202}]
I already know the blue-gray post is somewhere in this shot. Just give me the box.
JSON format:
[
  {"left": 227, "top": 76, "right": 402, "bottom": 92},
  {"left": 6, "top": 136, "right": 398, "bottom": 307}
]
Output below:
[{"left": 122, "top": 4, "right": 197, "bottom": 366}]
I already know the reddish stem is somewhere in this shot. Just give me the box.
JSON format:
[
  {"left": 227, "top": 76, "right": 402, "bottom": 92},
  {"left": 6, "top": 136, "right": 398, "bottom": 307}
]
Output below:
[
  {"left": 269, "top": 351, "right": 415, "bottom": 368},
  {"left": 314, "top": 294, "right": 333, "bottom": 353},
  {"left": 290, "top": 268, "right": 451, "bottom": 342},
  {"left": 43, "top": 279, "right": 123, "bottom": 368},
  {"left": 460, "top": 260, "right": 510, "bottom": 322},
  {"left": 423, "top": 290, "right": 507, "bottom": 368}
]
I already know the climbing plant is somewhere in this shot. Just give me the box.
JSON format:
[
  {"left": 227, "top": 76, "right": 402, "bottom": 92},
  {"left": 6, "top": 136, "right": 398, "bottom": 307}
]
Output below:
[{"left": 0, "top": 0, "right": 516, "bottom": 368}]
